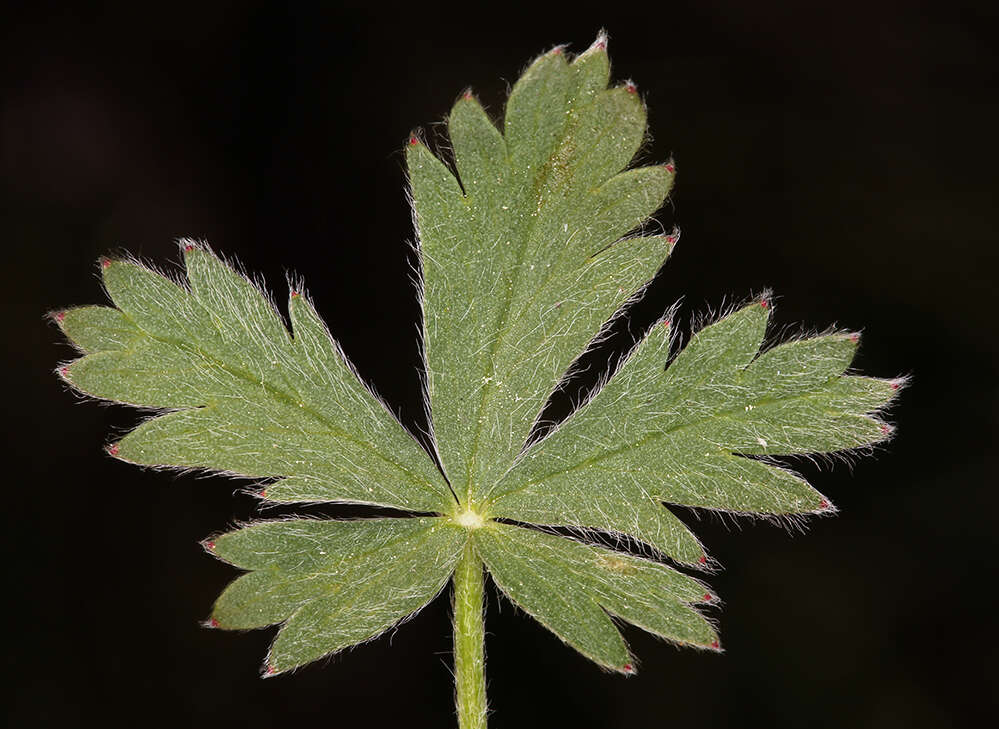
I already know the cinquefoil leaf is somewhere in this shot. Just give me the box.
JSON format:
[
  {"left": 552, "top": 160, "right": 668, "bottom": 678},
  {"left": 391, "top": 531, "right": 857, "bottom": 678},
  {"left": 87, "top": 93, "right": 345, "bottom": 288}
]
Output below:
[
  {"left": 488, "top": 301, "right": 899, "bottom": 556},
  {"left": 58, "top": 245, "right": 452, "bottom": 514},
  {"left": 54, "top": 35, "right": 902, "bottom": 696},
  {"left": 210, "top": 517, "right": 466, "bottom": 674},
  {"left": 409, "top": 42, "right": 675, "bottom": 504},
  {"left": 476, "top": 522, "right": 717, "bottom": 672}
]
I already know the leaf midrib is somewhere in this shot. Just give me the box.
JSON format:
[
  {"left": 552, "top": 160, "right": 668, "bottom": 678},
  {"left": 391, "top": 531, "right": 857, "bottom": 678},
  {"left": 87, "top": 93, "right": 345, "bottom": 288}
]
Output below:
[
  {"left": 118, "top": 310, "right": 447, "bottom": 509},
  {"left": 272, "top": 525, "right": 464, "bottom": 664},
  {"left": 482, "top": 526, "right": 612, "bottom": 660},
  {"left": 491, "top": 524, "right": 694, "bottom": 606},
  {"left": 225, "top": 521, "right": 452, "bottom": 618},
  {"left": 489, "top": 377, "right": 845, "bottom": 503},
  {"left": 461, "top": 86, "right": 628, "bottom": 504}
]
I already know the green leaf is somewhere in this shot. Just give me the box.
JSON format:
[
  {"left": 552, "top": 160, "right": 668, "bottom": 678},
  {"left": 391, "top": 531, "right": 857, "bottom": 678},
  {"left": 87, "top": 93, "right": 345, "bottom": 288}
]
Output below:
[
  {"left": 476, "top": 522, "right": 717, "bottom": 672},
  {"left": 210, "top": 517, "right": 466, "bottom": 674},
  {"left": 410, "top": 41, "right": 674, "bottom": 505},
  {"left": 54, "top": 35, "right": 902, "bottom": 701},
  {"left": 61, "top": 245, "right": 452, "bottom": 513},
  {"left": 55, "top": 306, "right": 142, "bottom": 353},
  {"left": 489, "top": 301, "right": 899, "bottom": 526}
]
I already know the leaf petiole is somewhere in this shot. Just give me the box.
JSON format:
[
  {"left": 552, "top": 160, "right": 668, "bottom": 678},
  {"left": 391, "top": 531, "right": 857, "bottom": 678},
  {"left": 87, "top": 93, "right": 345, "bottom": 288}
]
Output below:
[{"left": 453, "top": 539, "right": 487, "bottom": 729}]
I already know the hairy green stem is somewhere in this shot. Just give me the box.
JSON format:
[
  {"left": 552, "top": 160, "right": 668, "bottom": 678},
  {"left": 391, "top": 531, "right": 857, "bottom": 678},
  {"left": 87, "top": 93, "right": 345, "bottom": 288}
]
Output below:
[{"left": 453, "top": 540, "right": 487, "bottom": 729}]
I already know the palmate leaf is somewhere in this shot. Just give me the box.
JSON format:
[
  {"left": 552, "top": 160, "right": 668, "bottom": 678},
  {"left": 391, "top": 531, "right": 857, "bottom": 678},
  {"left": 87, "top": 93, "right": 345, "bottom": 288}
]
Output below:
[{"left": 54, "top": 34, "right": 901, "bottom": 693}]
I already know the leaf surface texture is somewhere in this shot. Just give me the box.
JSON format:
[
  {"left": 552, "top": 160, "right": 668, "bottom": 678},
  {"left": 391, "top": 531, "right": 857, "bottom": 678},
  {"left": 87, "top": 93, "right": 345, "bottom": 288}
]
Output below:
[{"left": 56, "top": 37, "right": 901, "bottom": 676}]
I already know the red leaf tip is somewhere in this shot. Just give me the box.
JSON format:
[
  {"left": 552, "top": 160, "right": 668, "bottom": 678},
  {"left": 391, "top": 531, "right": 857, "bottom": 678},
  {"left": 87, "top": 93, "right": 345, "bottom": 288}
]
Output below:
[
  {"left": 408, "top": 135, "right": 419, "bottom": 146},
  {"left": 209, "top": 617, "right": 219, "bottom": 628},
  {"left": 698, "top": 555, "right": 707, "bottom": 564},
  {"left": 107, "top": 443, "right": 119, "bottom": 456},
  {"left": 622, "top": 663, "right": 634, "bottom": 674},
  {"left": 184, "top": 243, "right": 194, "bottom": 252},
  {"left": 664, "top": 161, "right": 675, "bottom": 173},
  {"left": 463, "top": 89, "right": 473, "bottom": 100},
  {"left": 100, "top": 257, "right": 112, "bottom": 269},
  {"left": 849, "top": 333, "right": 860, "bottom": 344},
  {"left": 291, "top": 291, "right": 300, "bottom": 299},
  {"left": 552, "top": 46, "right": 563, "bottom": 56},
  {"left": 880, "top": 423, "right": 892, "bottom": 435},
  {"left": 711, "top": 640, "right": 720, "bottom": 650},
  {"left": 55, "top": 311, "right": 66, "bottom": 322},
  {"left": 703, "top": 593, "right": 713, "bottom": 602},
  {"left": 206, "top": 541, "right": 216, "bottom": 551},
  {"left": 266, "top": 665, "right": 276, "bottom": 675},
  {"left": 760, "top": 298, "right": 769, "bottom": 309},
  {"left": 59, "top": 366, "right": 70, "bottom": 378},
  {"left": 819, "top": 498, "right": 830, "bottom": 510},
  {"left": 624, "top": 82, "right": 637, "bottom": 94}
]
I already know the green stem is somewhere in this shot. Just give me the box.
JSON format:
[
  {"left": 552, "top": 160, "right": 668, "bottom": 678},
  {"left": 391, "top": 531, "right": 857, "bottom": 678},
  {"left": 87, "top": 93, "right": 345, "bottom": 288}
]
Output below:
[{"left": 453, "top": 540, "right": 487, "bottom": 729}]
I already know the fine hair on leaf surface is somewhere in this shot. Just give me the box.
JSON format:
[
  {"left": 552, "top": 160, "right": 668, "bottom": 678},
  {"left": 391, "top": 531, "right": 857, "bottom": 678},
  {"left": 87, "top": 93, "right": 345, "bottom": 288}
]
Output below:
[{"left": 52, "top": 32, "right": 902, "bottom": 727}]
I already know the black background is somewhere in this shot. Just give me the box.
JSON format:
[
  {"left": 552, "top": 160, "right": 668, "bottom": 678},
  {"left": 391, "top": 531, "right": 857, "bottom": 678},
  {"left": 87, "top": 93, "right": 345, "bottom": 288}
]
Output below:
[{"left": 5, "top": 2, "right": 997, "bottom": 727}]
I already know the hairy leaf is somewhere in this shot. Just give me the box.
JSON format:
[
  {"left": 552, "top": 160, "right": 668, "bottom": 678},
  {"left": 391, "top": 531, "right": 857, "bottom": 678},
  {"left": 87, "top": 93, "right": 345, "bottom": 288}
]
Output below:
[
  {"left": 476, "top": 522, "right": 717, "bottom": 671},
  {"left": 210, "top": 517, "right": 466, "bottom": 674},
  {"left": 409, "top": 42, "right": 675, "bottom": 504},
  {"left": 54, "top": 35, "right": 901, "bottom": 692},
  {"left": 488, "top": 301, "right": 898, "bottom": 540},
  {"left": 58, "top": 247, "right": 452, "bottom": 514}
]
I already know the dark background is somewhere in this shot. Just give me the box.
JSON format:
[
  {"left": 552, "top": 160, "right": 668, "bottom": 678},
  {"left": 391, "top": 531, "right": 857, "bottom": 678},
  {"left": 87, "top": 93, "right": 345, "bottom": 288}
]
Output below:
[{"left": 4, "top": 2, "right": 996, "bottom": 727}]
